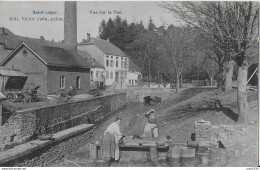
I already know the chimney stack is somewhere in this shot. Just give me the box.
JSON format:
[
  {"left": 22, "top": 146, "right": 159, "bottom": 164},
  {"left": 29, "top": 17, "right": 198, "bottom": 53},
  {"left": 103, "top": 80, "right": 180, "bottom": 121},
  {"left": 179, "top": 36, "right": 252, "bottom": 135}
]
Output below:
[
  {"left": 64, "top": 1, "right": 77, "bottom": 50},
  {"left": 87, "top": 33, "right": 90, "bottom": 41},
  {"left": 40, "top": 36, "right": 45, "bottom": 40}
]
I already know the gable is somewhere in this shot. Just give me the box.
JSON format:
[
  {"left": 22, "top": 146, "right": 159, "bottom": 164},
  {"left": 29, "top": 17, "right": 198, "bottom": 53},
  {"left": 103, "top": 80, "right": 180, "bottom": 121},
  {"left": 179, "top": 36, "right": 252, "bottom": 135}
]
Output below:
[
  {"left": 1, "top": 42, "right": 47, "bottom": 66},
  {"left": 1, "top": 42, "right": 92, "bottom": 69}
]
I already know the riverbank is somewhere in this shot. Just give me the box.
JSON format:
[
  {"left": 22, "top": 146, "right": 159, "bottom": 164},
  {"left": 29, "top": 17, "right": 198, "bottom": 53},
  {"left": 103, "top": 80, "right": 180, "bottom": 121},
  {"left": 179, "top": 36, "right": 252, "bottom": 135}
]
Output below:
[{"left": 52, "top": 87, "right": 258, "bottom": 167}]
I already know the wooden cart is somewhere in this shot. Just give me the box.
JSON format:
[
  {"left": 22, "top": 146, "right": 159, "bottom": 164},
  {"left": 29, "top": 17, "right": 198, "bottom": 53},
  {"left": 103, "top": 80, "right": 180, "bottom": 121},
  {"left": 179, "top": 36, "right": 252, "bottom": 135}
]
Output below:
[{"left": 0, "top": 69, "right": 40, "bottom": 103}]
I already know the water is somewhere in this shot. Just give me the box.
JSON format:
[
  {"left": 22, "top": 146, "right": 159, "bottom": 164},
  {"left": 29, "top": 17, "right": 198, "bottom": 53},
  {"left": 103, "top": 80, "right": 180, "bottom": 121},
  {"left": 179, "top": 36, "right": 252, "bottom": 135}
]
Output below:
[{"left": 53, "top": 87, "right": 220, "bottom": 167}]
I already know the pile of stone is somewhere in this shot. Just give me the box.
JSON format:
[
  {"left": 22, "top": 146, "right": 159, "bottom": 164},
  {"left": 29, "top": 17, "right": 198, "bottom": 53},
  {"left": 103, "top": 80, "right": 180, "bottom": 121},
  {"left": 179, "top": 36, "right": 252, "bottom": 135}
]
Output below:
[{"left": 194, "top": 120, "right": 211, "bottom": 142}]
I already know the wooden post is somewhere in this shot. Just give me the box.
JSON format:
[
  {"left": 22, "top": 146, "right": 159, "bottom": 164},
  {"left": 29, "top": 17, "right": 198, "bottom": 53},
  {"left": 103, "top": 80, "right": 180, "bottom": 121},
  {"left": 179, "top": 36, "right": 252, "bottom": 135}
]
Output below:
[
  {"left": 150, "top": 146, "right": 158, "bottom": 163},
  {"left": 89, "top": 143, "right": 98, "bottom": 160}
]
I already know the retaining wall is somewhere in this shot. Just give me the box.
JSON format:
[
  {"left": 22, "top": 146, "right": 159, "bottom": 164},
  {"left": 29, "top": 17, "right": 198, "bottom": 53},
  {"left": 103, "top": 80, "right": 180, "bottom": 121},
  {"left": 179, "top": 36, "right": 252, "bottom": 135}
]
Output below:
[
  {"left": 0, "top": 124, "right": 95, "bottom": 167},
  {"left": 2, "top": 93, "right": 126, "bottom": 144}
]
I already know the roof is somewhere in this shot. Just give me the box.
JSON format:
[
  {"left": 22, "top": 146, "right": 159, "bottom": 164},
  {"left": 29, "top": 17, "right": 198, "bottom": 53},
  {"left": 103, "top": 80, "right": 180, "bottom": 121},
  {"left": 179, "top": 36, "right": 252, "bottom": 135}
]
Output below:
[
  {"left": 0, "top": 28, "right": 93, "bottom": 68},
  {"left": 0, "top": 68, "right": 27, "bottom": 77},
  {"left": 79, "top": 37, "right": 128, "bottom": 57},
  {"left": 77, "top": 50, "right": 104, "bottom": 68},
  {"left": 129, "top": 60, "right": 140, "bottom": 72},
  {"left": 0, "top": 28, "right": 66, "bottom": 50}
]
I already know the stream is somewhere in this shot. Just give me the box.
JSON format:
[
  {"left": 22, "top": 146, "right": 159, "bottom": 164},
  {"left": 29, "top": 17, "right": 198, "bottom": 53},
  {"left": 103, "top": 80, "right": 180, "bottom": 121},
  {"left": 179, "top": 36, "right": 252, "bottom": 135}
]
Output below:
[{"left": 52, "top": 87, "right": 220, "bottom": 167}]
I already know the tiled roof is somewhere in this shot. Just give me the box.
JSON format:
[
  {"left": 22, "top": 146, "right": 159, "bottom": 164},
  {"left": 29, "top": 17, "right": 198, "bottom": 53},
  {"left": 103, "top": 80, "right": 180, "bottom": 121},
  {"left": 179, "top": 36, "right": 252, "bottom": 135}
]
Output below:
[
  {"left": 0, "top": 28, "right": 93, "bottom": 68},
  {"left": 79, "top": 37, "right": 128, "bottom": 57},
  {"left": 77, "top": 50, "right": 104, "bottom": 68},
  {"left": 0, "top": 28, "right": 66, "bottom": 50}
]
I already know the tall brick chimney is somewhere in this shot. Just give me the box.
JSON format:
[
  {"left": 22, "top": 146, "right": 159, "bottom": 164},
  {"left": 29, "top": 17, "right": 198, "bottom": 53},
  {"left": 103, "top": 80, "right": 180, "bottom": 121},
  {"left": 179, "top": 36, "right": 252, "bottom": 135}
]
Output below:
[{"left": 64, "top": 1, "right": 77, "bottom": 50}]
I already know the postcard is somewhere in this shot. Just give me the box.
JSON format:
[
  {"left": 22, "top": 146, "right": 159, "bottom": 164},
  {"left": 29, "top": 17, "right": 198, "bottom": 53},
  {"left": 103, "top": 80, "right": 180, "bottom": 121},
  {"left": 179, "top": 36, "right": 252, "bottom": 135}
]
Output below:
[{"left": 0, "top": 1, "right": 258, "bottom": 168}]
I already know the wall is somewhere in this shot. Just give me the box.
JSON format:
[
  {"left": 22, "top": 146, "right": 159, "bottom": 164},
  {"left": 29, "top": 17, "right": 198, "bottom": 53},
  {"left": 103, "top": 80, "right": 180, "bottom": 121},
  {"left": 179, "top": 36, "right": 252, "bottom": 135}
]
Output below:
[
  {"left": 127, "top": 72, "right": 139, "bottom": 86},
  {"left": 4, "top": 46, "right": 48, "bottom": 96},
  {"left": 1, "top": 92, "right": 126, "bottom": 143},
  {"left": 0, "top": 124, "right": 95, "bottom": 167},
  {"left": 47, "top": 66, "right": 91, "bottom": 95}
]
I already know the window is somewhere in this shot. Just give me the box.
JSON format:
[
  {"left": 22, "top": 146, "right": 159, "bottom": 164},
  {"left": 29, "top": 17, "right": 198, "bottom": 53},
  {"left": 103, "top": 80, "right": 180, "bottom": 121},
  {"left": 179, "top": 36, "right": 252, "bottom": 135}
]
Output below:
[
  {"left": 121, "top": 61, "right": 124, "bottom": 68},
  {"left": 106, "top": 60, "right": 109, "bottom": 67},
  {"left": 110, "top": 72, "right": 113, "bottom": 79},
  {"left": 76, "top": 76, "right": 80, "bottom": 89},
  {"left": 116, "top": 60, "right": 118, "bottom": 67},
  {"left": 106, "top": 56, "right": 109, "bottom": 58},
  {"left": 110, "top": 60, "right": 114, "bottom": 67},
  {"left": 129, "top": 79, "right": 131, "bottom": 84},
  {"left": 135, "top": 80, "right": 137, "bottom": 84},
  {"left": 22, "top": 49, "right": 27, "bottom": 57},
  {"left": 106, "top": 71, "right": 109, "bottom": 79},
  {"left": 124, "top": 61, "right": 127, "bottom": 68},
  {"left": 111, "top": 56, "right": 113, "bottom": 59},
  {"left": 132, "top": 80, "right": 134, "bottom": 85},
  {"left": 60, "top": 76, "right": 65, "bottom": 89},
  {"left": 96, "top": 71, "right": 99, "bottom": 78},
  {"left": 90, "top": 71, "right": 93, "bottom": 81}
]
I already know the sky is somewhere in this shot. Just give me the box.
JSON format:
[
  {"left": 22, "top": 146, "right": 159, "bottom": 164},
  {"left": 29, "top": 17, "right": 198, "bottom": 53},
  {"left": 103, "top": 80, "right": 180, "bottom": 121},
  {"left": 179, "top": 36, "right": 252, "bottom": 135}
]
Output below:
[{"left": 0, "top": 1, "right": 178, "bottom": 42}]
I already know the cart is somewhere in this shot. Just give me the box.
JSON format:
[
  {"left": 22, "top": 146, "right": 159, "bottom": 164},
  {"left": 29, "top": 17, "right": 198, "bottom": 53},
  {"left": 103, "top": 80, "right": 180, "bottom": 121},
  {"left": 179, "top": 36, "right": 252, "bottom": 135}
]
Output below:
[{"left": 0, "top": 69, "right": 40, "bottom": 103}]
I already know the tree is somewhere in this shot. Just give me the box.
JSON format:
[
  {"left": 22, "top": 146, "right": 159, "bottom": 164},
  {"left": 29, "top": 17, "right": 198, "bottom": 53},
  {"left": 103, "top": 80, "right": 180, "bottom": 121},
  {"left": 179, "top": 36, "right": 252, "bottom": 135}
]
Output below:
[
  {"left": 160, "top": 1, "right": 259, "bottom": 123},
  {"left": 127, "top": 30, "right": 159, "bottom": 87},
  {"left": 98, "top": 20, "right": 107, "bottom": 39},
  {"left": 159, "top": 25, "right": 195, "bottom": 92},
  {"left": 148, "top": 16, "right": 156, "bottom": 31}
]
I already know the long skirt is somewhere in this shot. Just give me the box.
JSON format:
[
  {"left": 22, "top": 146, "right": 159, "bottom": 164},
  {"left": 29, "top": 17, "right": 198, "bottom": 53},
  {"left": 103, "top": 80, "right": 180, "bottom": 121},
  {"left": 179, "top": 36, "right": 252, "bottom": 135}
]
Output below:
[
  {"left": 143, "top": 123, "right": 158, "bottom": 138},
  {"left": 101, "top": 132, "right": 116, "bottom": 161}
]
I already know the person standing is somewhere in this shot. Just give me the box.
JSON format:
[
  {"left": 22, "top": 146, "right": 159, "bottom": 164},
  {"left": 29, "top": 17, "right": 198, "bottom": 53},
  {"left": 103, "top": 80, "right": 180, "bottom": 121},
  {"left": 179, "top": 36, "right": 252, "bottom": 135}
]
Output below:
[
  {"left": 101, "top": 118, "right": 123, "bottom": 163},
  {"left": 143, "top": 109, "right": 159, "bottom": 138}
]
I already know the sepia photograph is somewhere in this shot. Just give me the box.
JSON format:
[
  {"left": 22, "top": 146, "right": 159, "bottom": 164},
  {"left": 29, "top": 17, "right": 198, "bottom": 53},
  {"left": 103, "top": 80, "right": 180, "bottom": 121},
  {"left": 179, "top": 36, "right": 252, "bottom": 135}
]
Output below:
[{"left": 0, "top": 0, "right": 258, "bottom": 167}]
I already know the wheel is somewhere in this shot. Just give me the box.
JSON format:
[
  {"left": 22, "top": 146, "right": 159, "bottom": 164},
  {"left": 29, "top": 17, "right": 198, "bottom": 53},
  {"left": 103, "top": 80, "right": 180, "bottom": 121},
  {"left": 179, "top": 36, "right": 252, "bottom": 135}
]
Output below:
[
  {"left": 16, "top": 94, "right": 24, "bottom": 102},
  {"left": 6, "top": 93, "right": 15, "bottom": 103},
  {"left": 24, "top": 95, "right": 32, "bottom": 103}
]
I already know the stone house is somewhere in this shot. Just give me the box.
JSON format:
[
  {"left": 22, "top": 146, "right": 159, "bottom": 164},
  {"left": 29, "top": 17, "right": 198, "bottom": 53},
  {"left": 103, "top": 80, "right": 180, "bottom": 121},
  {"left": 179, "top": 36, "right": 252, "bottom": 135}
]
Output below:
[
  {"left": 78, "top": 34, "right": 129, "bottom": 87},
  {"left": 0, "top": 41, "right": 93, "bottom": 97}
]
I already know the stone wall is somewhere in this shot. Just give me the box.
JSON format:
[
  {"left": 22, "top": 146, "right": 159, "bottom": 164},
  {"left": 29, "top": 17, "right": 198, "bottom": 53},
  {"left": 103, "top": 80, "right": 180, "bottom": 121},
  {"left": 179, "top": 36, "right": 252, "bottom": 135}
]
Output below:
[
  {"left": 2, "top": 93, "right": 126, "bottom": 143},
  {"left": 0, "top": 124, "right": 95, "bottom": 167}
]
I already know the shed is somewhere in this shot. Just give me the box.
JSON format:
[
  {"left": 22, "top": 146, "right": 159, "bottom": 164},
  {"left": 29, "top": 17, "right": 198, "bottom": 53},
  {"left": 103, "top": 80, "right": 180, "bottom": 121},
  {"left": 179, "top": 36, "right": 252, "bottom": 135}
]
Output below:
[{"left": 0, "top": 69, "right": 28, "bottom": 92}]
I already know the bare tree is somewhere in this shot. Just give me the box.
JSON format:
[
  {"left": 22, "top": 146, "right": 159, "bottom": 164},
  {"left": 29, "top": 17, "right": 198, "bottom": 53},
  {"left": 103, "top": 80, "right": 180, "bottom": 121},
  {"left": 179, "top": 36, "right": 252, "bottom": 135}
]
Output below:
[
  {"left": 160, "top": 1, "right": 259, "bottom": 123},
  {"left": 160, "top": 25, "right": 195, "bottom": 92},
  {"left": 128, "top": 30, "right": 159, "bottom": 87}
]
